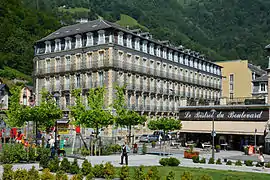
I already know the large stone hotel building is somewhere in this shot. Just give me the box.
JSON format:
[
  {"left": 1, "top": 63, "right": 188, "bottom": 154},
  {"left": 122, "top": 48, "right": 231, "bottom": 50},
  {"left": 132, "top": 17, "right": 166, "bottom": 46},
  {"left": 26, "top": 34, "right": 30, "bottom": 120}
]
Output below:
[{"left": 33, "top": 19, "right": 222, "bottom": 134}]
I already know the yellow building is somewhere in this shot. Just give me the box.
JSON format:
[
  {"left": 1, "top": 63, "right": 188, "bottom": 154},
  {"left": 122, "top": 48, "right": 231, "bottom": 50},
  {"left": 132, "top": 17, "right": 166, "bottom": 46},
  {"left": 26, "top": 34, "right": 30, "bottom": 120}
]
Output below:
[{"left": 216, "top": 60, "right": 265, "bottom": 102}]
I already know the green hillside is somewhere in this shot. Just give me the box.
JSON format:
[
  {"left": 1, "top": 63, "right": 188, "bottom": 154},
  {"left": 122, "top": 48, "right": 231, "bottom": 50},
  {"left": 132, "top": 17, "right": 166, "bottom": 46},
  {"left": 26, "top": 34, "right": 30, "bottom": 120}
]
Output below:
[{"left": 1, "top": 0, "right": 270, "bottom": 82}]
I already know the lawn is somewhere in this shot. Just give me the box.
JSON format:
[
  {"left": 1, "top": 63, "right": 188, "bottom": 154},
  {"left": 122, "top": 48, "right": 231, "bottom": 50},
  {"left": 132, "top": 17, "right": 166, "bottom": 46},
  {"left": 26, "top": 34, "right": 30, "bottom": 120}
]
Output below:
[
  {"left": 58, "top": 7, "right": 89, "bottom": 14},
  {"left": 116, "top": 14, "right": 148, "bottom": 31},
  {"left": 124, "top": 166, "right": 270, "bottom": 180}
]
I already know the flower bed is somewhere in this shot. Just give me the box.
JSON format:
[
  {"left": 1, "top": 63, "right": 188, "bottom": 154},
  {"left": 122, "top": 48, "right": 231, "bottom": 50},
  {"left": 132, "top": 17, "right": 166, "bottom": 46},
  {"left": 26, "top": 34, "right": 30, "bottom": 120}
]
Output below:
[{"left": 184, "top": 151, "right": 199, "bottom": 159}]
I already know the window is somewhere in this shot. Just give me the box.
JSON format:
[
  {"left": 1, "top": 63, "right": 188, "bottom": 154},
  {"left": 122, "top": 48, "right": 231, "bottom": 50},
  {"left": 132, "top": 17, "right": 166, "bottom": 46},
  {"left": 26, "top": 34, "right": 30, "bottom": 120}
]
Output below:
[
  {"left": 88, "top": 53, "right": 92, "bottom": 67},
  {"left": 56, "top": 77, "right": 60, "bottom": 90},
  {"left": 136, "top": 95, "right": 139, "bottom": 106},
  {"left": 66, "top": 56, "right": 71, "bottom": 71},
  {"left": 260, "top": 83, "right": 266, "bottom": 92},
  {"left": 23, "top": 97, "right": 27, "bottom": 105},
  {"left": 55, "top": 96, "right": 60, "bottom": 107},
  {"left": 229, "top": 93, "right": 234, "bottom": 99},
  {"left": 88, "top": 74, "right": 92, "bottom": 88},
  {"left": 128, "top": 94, "right": 131, "bottom": 106},
  {"left": 65, "top": 76, "right": 70, "bottom": 89},
  {"left": 76, "top": 75, "right": 80, "bottom": 88},
  {"left": 65, "top": 94, "right": 70, "bottom": 106},
  {"left": 229, "top": 74, "right": 234, "bottom": 82},
  {"left": 55, "top": 58, "right": 60, "bottom": 72},
  {"left": 99, "top": 71, "right": 104, "bottom": 86},
  {"left": 229, "top": 74, "right": 234, "bottom": 92}
]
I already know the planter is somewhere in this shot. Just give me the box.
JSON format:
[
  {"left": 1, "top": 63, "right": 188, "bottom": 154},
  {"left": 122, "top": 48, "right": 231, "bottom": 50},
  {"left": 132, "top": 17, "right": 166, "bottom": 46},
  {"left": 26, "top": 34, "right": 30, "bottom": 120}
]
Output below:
[
  {"left": 216, "top": 148, "right": 220, "bottom": 153},
  {"left": 184, "top": 151, "right": 199, "bottom": 159}
]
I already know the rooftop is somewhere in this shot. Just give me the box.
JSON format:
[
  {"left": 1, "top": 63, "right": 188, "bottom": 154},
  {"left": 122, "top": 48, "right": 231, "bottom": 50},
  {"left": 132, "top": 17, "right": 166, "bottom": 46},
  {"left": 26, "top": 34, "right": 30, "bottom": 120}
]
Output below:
[{"left": 253, "top": 74, "right": 268, "bottom": 82}]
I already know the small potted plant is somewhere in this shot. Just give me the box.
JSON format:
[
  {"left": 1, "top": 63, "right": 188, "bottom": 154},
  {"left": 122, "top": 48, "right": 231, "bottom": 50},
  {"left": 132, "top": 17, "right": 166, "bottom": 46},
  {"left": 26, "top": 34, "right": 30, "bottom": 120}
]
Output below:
[
  {"left": 151, "top": 141, "right": 156, "bottom": 148},
  {"left": 244, "top": 145, "right": 249, "bottom": 155},
  {"left": 216, "top": 145, "right": 221, "bottom": 153},
  {"left": 184, "top": 145, "right": 199, "bottom": 159}
]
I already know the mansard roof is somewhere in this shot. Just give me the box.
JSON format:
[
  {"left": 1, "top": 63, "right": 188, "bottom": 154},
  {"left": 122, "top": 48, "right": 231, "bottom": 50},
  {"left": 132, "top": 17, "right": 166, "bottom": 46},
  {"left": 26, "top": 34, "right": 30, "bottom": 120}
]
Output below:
[
  {"left": 253, "top": 74, "right": 268, "bottom": 82},
  {"left": 248, "top": 63, "right": 266, "bottom": 76},
  {"left": 37, "top": 19, "right": 222, "bottom": 67}
]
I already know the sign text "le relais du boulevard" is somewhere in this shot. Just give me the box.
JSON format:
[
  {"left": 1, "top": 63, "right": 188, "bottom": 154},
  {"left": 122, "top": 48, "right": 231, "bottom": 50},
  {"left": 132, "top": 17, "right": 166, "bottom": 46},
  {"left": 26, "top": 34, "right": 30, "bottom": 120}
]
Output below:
[{"left": 179, "top": 109, "right": 269, "bottom": 121}]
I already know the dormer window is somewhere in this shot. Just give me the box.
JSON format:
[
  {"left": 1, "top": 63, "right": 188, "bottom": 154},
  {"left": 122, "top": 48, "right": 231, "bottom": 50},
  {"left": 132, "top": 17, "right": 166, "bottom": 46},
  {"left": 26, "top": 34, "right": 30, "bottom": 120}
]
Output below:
[
  {"left": 98, "top": 30, "right": 105, "bottom": 44},
  {"left": 156, "top": 46, "right": 161, "bottom": 57},
  {"left": 162, "top": 48, "right": 167, "bottom": 59},
  {"left": 75, "top": 35, "right": 82, "bottom": 48},
  {"left": 45, "top": 41, "right": 51, "bottom": 53},
  {"left": 168, "top": 50, "right": 173, "bottom": 61},
  {"left": 173, "top": 52, "right": 178, "bottom": 62},
  {"left": 127, "top": 35, "right": 132, "bottom": 48},
  {"left": 260, "top": 83, "right": 267, "bottom": 92},
  {"left": 54, "top": 39, "right": 61, "bottom": 52},
  {"left": 86, "top": 32, "right": 94, "bottom": 46},
  {"left": 64, "top": 37, "right": 72, "bottom": 50},
  {"left": 135, "top": 38, "right": 140, "bottom": 50},
  {"left": 149, "top": 43, "right": 154, "bottom": 55},
  {"left": 142, "top": 40, "right": 148, "bottom": 53},
  {"left": 117, "top": 31, "right": 124, "bottom": 46}
]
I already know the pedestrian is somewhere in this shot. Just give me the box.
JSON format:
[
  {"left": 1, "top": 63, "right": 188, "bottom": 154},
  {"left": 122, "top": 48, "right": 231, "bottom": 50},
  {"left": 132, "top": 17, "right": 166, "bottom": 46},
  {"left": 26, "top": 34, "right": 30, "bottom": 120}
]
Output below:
[
  {"left": 258, "top": 151, "right": 265, "bottom": 169},
  {"left": 120, "top": 142, "right": 130, "bottom": 165}
]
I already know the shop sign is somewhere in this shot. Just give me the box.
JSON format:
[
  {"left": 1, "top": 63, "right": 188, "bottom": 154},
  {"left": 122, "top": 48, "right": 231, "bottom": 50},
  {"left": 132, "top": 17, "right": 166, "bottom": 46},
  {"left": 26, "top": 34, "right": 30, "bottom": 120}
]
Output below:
[{"left": 179, "top": 109, "right": 269, "bottom": 121}]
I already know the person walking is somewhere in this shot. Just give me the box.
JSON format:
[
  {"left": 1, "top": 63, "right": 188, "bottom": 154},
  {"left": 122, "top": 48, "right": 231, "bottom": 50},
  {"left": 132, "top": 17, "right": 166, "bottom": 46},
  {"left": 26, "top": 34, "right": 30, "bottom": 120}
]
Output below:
[
  {"left": 120, "top": 142, "right": 130, "bottom": 165},
  {"left": 258, "top": 151, "right": 265, "bottom": 169}
]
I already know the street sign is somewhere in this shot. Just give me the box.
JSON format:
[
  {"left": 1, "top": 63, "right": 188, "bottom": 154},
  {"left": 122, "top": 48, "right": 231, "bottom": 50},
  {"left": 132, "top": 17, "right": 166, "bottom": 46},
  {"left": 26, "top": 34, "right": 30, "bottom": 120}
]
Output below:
[
  {"left": 211, "top": 131, "right": 216, "bottom": 137},
  {"left": 255, "top": 128, "right": 257, "bottom": 133}
]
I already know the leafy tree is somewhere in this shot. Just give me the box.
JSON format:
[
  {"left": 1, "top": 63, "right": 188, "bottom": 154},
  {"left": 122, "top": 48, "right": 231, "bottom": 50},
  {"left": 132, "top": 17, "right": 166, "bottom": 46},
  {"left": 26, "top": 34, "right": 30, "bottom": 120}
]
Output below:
[
  {"left": 148, "top": 117, "right": 182, "bottom": 135},
  {"left": 113, "top": 85, "right": 147, "bottom": 143},
  {"left": 71, "top": 87, "right": 113, "bottom": 138}
]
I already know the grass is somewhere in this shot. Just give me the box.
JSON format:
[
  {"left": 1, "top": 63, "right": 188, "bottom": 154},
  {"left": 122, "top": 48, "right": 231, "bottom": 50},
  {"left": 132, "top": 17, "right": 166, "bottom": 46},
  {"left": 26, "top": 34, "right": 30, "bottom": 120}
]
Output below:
[
  {"left": 58, "top": 7, "right": 89, "bottom": 14},
  {"left": 116, "top": 14, "right": 148, "bottom": 31},
  {"left": 117, "top": 166, "right": 270, "bottom": 180}
]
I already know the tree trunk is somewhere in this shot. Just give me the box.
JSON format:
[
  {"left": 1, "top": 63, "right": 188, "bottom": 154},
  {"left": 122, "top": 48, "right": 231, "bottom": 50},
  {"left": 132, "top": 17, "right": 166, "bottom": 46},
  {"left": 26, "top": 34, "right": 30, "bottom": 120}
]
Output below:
[{"left": 128, "top": 125, "right": 131, "bottom": 144}]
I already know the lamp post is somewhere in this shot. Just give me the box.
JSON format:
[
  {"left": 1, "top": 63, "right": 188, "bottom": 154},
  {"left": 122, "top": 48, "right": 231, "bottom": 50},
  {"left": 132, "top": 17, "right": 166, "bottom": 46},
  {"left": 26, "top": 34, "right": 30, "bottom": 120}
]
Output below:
[
  {"left": 255, "top": 128, "right": 257, "bottom": 154},
  {"left": 211, "top": 109, "right": 216, "bottom": 160}
]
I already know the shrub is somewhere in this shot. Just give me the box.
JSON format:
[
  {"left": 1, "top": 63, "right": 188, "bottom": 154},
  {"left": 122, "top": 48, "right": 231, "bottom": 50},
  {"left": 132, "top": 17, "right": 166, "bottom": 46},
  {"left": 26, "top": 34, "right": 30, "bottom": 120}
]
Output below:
[
  {"left": 60, "top": 158, "right": 71, "bottom": 173},
  {"left": 70, "top": 159, "right": 80, "bottom": 174},
  {"left": 104, "top": 162, "right": 115, "bottom": 179},
  {"left": 28, "top": 166, "right": 40, "bottom": 180},
  {"left": 200, "top": 174, "right": 213, "bottom": 180},
  {"left": 216, "top": 158, "right": 222, "bottom": 165},
  {"left": 235, "top": 160, "right": 242, "bottom": 166},
  {"left": 81, "top": 159, "right": 92, "bottom": 176},
  {"left": 244, "top": 160, "right": 253, "bottom": 166},
  {"left": 71, "top": 174, "right": 83, "bottom": 180},
  {"left": 146, "top": 166, "right": 160, "bottom": 180},
  {"left": 265, "top": 162, "right": 270, "bottom": 168},
  {"left": 40, "top": 168, "right": 55, "bottom": 180},
  {"left": 56, "top": 170, "right": 68, "bottom": 180},
  {"left": 216, "top": 145, "right": 221, "bottom": 149},
  {"left": 192, "top": 156, "right": 199, "bottom": 163},
  {"left": 166, "top": 171, "right": 175, "bottom": 180},
  {"left": 200, "top": 158, "right": 206, "bottom": 164},
  {"left": 134, "top": 165, "right": 146, "bottom": 180},
  {"left": 3, "top": 164, "right": 14, "bottom": 180},
  {"left": 81, "top": 147, "right": 90, "bottom": 156},
  {"left": 226, "top": 160, "right": 232, "bottom": 165},
  {"left": 159, "top": 158, "right": 169, "bottom": 166},
  {"left": 27, "top": 147, "right": 37, "bottom": 162},
  {"left": 14, "top": 169, "right": 29, "bottom": 180},
  {"left": 48, "top": 157, "right": 60, "bottom": 172},
  {"left": 0, "top": 144, "right": 27, "bottom": 163},
  {"left": 86, "top": 172, "right": 95, "bottom": 180},
  {"left": 38, "top": 148, "right": 51, "bottom": 168},
  {"left": 181, "top": 171, "right": 193, "bottom": 180},
  {"left": 92, "top": 164, "right": 105, "bottom": 178},
  {"left": 142, "top": 143, "right": 147, "bottom": 154},
  {"left": 111, "top": 144, "right": 122, "bottom": 153},
  {"left": 208, "top": 158, "right": 215, "bottom": 164},
  {"left": 119, "top": 165, "right": 130, "bottom": 180}
]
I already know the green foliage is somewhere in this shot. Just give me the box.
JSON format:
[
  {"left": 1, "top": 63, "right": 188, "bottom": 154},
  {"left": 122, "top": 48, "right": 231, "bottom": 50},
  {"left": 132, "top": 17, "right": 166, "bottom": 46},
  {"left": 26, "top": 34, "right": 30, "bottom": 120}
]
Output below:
[
  {"left": 134, "top": 165, "right": 146, "bottom": 180},
  {"left": 56, "top": 170, "right": 69, "bottom": 180},
  {"left": 208, "top": 158, "right": 215, "bottom": 164},
  {"left": 40, "top": 168, "right": 55, "bottom": 180},
  {"left": 3, "top": 164, "right": 14, "bottom": 180},
  {"left": 181, "top": 171, "right": 193, "bottom": 180},
  {"left": 119, "top": 166, "right": 130, "bottom": 180},
  {"left": 0, "top": 144, "right": 27, "bottom": 163},
  {"left": 70, "top": 159, "right": 80, "bottom": 174},
  {"left": 48, "top": 157, "right": 60, "bottom": 172},
  {"left": 81, "top": 159, "right": 92, "bottom": 176},
  {"left": 28, "top": 166, "right": 40, "bottom": 180},
  {"left": 200, "top": 174, "right": 213, "bottom": 180},
  {"left": 244, "top": 160, "right": 253, "bottom": 166},
  {"left": 14, "top": 169, "right": 29, "bottom": 180},
  {"left": 146, "top": 166, "right": 160, "bottom": 180},
  {"left": 192, "top": 156, "right": 199, "bottom": 163},
  {"left": 71, "top": 87, "right": 113, "bottom": 138},
  {"left": 200, "top": 158, "right": 206, "bottom": 164},
  {"left": 166, "top": 171, "right": 175, "bottom": 180},
  {"left": 104, "top": 162, "right": 115, "bottom": 179},
  {"left": 159, "top": 157, "right": 180, "bottom": 166},
  {"left": 116, "top": 14, "right": 148, "bottom": 31},
  {"left": 148, "top": 117, "right": 182, "bottom": 134},
  {"left": 235, "top": 160, "right": 242, "bottom": 166},
  {"left": 60, "top": 158, "right": 71, "bottom": 173},
  {"left": 226, "top": 160, "right": 232, "bottom": 165},
  {"left": 92, "top": 164, "right": 105, "bottom": 178},
  {"left": 265, "top": 162, "right": 270, "bottom": 168},
  {"left": 71, "top": 174, "right": 83, "bottom": 180},
  {"left": 85, "top": 172, "right": 95, "bottom": 180},
  {"left": 216, "top": 158, "right": 222, "bottom": 165},
  {"left": 81, "top": 147, "right": 90, "bottom": 156},
  {"left": 38, "top": 147, "right": 51, "bottom": 168}
]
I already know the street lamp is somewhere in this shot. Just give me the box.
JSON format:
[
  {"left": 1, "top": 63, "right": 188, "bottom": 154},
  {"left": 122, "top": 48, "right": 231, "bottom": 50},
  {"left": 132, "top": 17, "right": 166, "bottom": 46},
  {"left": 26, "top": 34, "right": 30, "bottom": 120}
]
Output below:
[{"left": 211, "top": 109, "right": 216, "bottom": 160}]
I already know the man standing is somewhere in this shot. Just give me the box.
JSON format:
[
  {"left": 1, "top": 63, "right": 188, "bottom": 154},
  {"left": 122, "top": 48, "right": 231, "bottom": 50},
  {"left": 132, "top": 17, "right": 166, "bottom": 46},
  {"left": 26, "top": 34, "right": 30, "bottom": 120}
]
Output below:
[{"left": 120, "top": 142, "right": 130, "bottom": 165}]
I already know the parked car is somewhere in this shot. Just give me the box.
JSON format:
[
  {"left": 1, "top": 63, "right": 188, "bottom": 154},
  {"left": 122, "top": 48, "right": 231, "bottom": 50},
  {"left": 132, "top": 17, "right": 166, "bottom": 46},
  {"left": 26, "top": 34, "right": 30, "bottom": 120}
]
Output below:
[
  {"left": 148, "top": 135, "right": 158, "bottom": 142},
  {"left": 139, "top": 134, "right": 158, "bottom": 143}
]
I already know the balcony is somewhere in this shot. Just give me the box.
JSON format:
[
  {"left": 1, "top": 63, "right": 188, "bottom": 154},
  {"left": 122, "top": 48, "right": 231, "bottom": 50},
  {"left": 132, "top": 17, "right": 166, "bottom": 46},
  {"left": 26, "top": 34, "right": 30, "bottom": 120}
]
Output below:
[{"left": 221, "top": 97, "right": 266, "bottom": 105}]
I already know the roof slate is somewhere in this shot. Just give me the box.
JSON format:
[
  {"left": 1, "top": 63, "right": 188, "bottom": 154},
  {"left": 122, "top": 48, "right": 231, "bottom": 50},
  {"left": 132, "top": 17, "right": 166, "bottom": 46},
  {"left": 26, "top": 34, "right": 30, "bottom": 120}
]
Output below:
[
  {"left": 248, "top": 63, "right": 266, "bottom": 76},
  {"left": 253, "top": 74, "right": 268, "bottom": 82}
]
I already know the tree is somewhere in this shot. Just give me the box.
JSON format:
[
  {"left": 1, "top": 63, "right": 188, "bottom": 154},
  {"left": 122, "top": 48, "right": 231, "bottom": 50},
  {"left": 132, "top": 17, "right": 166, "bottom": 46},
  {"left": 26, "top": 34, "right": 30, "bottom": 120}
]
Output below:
[
  {"left": 148, "top": 117, "right": 182, "bottom": 135},
  {"left": 71, "top": 87, "right": 113, "bottom": 138},
  {"left": 113, "top": 84, "right": 147, "bottom": 143}
]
